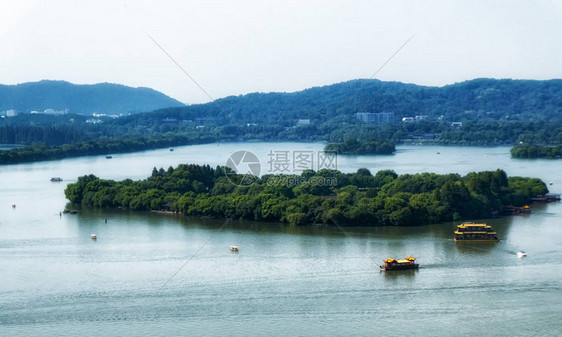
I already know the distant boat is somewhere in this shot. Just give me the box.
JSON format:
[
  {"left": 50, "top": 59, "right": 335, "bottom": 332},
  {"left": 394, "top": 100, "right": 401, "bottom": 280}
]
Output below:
[
  {"left": 169, "top": 148, "right": 174, "bottom": 152},
  {"left": 106, "top": 155, "right": 112, "bottom": 159},
  {"left": 11, "top": 203, "right": 16, "bottom": 208},
  {"left": 90, "top": 234, "right": 97, "bottom": 240},
  {"left": 436, "top": 152, "right": 440, "bottom": 154},
  {"left": 50, "top": 177, "right": 63, "bottom": 182},
  {"left": 517, "top": 251, "right": 527, "bottom": 258},
  {"left": 230, "top": 246, "right": 239, "bottom": 252}
]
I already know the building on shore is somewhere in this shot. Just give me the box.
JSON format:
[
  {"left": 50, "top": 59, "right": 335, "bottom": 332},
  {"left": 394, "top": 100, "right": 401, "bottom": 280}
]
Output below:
[{"left": 355, "top": 112, "right": 395, "bottom": 124}]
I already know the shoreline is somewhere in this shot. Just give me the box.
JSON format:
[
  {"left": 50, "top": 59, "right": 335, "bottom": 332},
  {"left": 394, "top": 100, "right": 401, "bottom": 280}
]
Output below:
[
  {"left": 0, "top": 141, "right": 519, "bottom": 167},
  {"left": 84, "top": 204, "right": 548, "bottom": 228}
]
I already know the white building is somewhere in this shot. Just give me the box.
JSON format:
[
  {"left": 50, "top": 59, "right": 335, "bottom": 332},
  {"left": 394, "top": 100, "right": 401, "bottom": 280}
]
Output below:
[{"left": 356, "top": 112, "right": 395, "bottom": 124}]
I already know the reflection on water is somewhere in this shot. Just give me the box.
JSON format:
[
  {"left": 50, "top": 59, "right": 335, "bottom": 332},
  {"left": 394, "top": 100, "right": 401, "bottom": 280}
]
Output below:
[
  {"left": 381, "top": 268, "right": 419, "bottom": 281},
  {"left": 454, "top": 241, "right": 498, "bottom": 255}
]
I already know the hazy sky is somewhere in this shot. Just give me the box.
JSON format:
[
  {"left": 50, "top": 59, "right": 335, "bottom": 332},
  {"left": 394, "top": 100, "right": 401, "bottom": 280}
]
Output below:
[{"left": 1, "top": 0, "right": 561, "bottom": 103}]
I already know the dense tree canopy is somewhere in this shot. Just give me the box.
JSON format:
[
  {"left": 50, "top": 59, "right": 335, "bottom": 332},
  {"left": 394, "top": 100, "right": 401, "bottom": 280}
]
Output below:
[
  {"left": 118, "top": 78, "right": 562, "bottom": 124},
  {"left": 2, "top": 78, "right": 561, "bottom": 164},
  {"left": 65, "top": 165, "right": 548, "bottom": 227},
  {"left": 0, "top": 80, "right": 183, "bottom": 114},
  {"left": 325, "top": 139, "right": 395, "bottom": 155},
  {"left": 511, "top": 144, "right": 562, "bottom": 159}
]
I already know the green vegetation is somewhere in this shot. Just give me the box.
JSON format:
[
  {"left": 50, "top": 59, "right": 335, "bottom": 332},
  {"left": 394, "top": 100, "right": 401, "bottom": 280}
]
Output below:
[
  {"left": 126, "top": 78, "right": 562, "bottom": 123},
  {"left": 6, "top": 118, "right": 560, "bottom": 165},
  {"left": 0, "top": 133, "right": 216, "bottom": 165},
  {"left": 325, "top": 139, "right": 395, "bottom": 155},
  {"left": 510, "top": 144, "right": 562, "bottom": 159},
  {"left": 3, "top": 78, "right": 562, "bottom": 164},
  {"left": 0, "top": 80, "right": 183, "bottom": 114},
  {"left": 65, "top": 165, "right": 548, "bottom": 226}
]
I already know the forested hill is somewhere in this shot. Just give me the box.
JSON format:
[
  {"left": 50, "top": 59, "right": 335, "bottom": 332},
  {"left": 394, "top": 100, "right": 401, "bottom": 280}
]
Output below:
[
  {"left": 0, "top": 80, "right": 184, "bottom": 115},
  {"left": 126, "top": 78, "right": 562, "bottom": 125},
  {"left": 1, "top": 78, "right": 561, "bottom": 154}
]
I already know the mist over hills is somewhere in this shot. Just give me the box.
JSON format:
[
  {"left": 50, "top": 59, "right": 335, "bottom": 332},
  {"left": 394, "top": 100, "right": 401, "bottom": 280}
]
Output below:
[{"left": 0, "top": 80, "right": 184, "bottom": 115}]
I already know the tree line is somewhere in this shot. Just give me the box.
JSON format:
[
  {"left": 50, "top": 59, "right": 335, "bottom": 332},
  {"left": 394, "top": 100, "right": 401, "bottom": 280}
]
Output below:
[
  {"left": 324, "top": 139, "right": 395, "bottom": 155},
  {"left": 65, "top": 164, "right": 548, "bottom": 227},
  {"left": 0, "top": 133, "right": 217, "bottom": 165},
  {"left": 2, "top": 119, "right": 560, "bottom": 164},
  {"left": 511, "top": 144, "right": 562, "bottom": 159}
]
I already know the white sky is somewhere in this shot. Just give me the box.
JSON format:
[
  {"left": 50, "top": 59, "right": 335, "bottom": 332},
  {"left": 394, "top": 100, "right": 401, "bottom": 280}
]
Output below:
[{"left": 1, "top": 0, "right": 561, "bottom": 103}]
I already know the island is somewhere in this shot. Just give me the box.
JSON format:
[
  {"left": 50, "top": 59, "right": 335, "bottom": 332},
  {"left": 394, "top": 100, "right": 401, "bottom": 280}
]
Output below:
[
  {"left": 64, "top": 164, "right": 548, "bottom": 226},
  {"left": 324, "top": 139, "right": 395, "bottom": 155},
  {"left": 510, "top": 144, "right": 562, "bottom": 159}
]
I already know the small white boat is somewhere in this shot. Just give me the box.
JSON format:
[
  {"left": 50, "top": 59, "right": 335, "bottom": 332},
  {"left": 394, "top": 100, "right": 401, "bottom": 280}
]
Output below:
[
  {"left": 91, "top": 234, "right": 97, "bottom": 240},
  {"left": 517, "top": 251, "right": 527, "bottom": 257},
  {"left": 230, "top": 245, "right": 239, "bottom": 252}
]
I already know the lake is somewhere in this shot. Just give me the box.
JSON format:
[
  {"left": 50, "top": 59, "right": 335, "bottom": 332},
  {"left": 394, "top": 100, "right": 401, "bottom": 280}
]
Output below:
[{"left": 1, "top": 143, "right": 561, "bottom": 336}]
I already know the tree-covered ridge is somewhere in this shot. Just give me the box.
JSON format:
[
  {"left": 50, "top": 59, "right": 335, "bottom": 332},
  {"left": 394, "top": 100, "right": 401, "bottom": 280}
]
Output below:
[
  {"left": 0, "top": 80, "right": 184, "bottom": 114},
  {"left": 65, "top": 165, "right": 548, "bottom": 226},
  {"left": 325, "top": 139, "right": 395, "bottom": 155},
  {"left": 119, "top": 78, "right": 562, "bottom": 125},
  {"left": 510, "top": 144, "right": 562, "bottom": 159},
  {"left": 2, "top": 78, "right": 561, "bottom": 165},
  {"left": 4, "top": 78, "right": 562, "bottom": 123}
]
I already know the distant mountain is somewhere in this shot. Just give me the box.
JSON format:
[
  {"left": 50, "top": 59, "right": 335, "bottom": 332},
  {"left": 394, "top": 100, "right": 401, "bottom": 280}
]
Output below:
[
  {"left": 126, "top": 78, "right": 562, "bottom": 125},
  {"left": 0, "top": 80, "right": 184, "bottom": 115}
]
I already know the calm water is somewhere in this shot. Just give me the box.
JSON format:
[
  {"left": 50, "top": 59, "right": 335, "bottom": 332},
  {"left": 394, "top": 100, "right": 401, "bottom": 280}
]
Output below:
[{"left": 1, "top": 143, "right": 561, "bottom": 336}]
